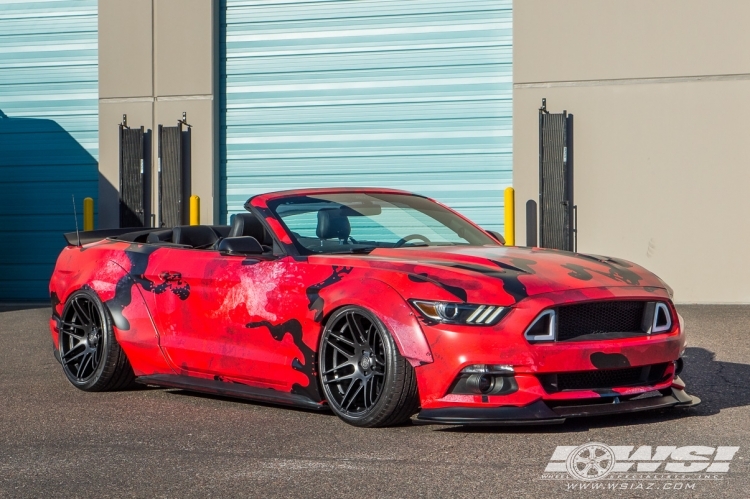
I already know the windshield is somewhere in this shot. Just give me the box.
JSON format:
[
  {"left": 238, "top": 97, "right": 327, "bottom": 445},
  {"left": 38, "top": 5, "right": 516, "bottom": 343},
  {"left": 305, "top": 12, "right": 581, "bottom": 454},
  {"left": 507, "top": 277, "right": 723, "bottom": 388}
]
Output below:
[{"left": 266, "top": 193, "right": 497, "bottom": 255}]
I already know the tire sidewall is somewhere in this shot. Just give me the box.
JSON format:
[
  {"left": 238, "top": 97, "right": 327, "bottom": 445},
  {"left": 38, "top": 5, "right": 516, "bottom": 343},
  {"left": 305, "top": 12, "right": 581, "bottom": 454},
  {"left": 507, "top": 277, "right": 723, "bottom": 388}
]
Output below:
[
  {"left": 60, "top": 288, "right": 114, "bottom": 390},
  {"left": 318, "top": 305, "right": 400, "bottom": 426}
]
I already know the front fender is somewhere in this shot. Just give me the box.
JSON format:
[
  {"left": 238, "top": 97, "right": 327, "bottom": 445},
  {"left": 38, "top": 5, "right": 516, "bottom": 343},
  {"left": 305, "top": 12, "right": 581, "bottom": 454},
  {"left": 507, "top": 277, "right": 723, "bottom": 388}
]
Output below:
[{"left": 321, "top": 277, "right": 433, "bottom": 366}]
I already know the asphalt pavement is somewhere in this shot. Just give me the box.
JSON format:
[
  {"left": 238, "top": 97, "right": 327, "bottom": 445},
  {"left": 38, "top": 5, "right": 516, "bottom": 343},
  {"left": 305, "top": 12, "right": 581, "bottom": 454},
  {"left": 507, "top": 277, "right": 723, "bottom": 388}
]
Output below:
[{"left": 1, "top": 304, "right": 749, "bottom": 498}]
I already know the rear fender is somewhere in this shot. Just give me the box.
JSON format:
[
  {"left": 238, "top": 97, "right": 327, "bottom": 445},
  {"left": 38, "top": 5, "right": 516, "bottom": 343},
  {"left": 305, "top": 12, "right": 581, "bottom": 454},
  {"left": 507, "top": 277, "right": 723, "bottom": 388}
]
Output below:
[
  {"left": 49, "top": 245, "right": 171, "bottom": 375},
  {"left": 322, "top": 277, "right": 433, "bottom": 366},
  {"left": 102, "top": 259, "right": 173, "bottom": 376}
]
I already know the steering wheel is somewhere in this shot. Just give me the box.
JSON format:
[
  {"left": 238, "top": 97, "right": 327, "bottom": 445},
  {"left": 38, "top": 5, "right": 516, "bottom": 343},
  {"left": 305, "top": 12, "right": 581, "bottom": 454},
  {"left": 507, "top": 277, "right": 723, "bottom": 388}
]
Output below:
[{"left": 394, "top": 234, "right": 431, "bottom": 248}]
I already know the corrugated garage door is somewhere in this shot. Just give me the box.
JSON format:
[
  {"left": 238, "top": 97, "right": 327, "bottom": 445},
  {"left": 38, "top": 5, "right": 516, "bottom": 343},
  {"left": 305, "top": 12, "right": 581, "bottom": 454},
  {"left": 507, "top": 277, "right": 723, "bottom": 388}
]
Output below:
[
  {"left": 221, "top": 0, "right": 512, "bottom": 231},
  {"left": 0, "top": 0, "right": 98, "bottom": 301}
]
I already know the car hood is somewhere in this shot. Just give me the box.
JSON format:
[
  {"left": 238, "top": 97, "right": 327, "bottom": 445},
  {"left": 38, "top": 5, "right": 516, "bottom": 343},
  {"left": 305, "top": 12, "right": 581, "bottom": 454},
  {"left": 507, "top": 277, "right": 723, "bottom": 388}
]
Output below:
[{"left": 311, "top": 245, "right": 667, "bottom": 305}]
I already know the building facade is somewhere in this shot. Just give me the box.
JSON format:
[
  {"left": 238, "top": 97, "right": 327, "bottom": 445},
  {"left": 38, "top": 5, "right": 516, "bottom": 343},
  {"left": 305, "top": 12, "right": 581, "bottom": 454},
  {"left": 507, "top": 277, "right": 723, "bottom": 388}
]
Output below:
[
  {"left": 96, "top": 0, "right": 512, "bottom": 231},
  {"left": 0, "top": 0, "right": 99, "bottom": 301},
  {"left": 2, "top": 0, "right": 747, "bottom": 304},
  {"left": 514, "top": 0, "right": 750, "bottom": 303},
  {"left": 2, "top": 0, "right": 512, "bottom": 301}
]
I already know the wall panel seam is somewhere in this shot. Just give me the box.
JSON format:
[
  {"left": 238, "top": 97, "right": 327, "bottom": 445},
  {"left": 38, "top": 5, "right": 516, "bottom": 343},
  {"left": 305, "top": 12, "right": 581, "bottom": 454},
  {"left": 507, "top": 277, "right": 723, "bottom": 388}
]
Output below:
[
  {"left": 100, "top": 95, "right": 214, "bottom": 104},
  {"left": 515, "top": 73, "right": 750, "bottom": 88}
]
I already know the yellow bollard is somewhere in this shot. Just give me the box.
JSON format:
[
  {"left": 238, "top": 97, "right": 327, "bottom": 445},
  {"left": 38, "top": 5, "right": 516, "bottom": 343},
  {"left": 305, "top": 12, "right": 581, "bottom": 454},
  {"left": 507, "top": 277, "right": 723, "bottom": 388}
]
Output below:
[
  {"left": 189, "top": 195, "right": 200, "bottom": 225},
  {"left": 83, "top": 197, "right": 94, "bottom": 231},
  {"left": 504, "top": 187, "right": 515, "bottom": 246}
]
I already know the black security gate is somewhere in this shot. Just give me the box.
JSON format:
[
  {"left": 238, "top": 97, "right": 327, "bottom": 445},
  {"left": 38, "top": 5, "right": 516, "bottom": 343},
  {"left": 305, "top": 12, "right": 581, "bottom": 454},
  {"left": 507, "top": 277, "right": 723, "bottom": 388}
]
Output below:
[
  {"left": 538, "top": 99, "right": 575, "bottom": 251},
  {"left": 119, "top": 121, "right": 146, "bottom": 228},
  {"left": 158, "top": 121, "right": 191, "bottom": 227}
]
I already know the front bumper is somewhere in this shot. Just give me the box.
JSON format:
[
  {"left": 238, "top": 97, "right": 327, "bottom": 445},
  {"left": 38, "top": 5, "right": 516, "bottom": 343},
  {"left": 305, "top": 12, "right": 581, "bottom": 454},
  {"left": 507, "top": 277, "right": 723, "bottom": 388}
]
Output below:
[
  {"left": 415, "top": 381, "right": 700, "bottom": 425},
  {"left": 413, "top": 287, "right": 688, "bottom": 410}
]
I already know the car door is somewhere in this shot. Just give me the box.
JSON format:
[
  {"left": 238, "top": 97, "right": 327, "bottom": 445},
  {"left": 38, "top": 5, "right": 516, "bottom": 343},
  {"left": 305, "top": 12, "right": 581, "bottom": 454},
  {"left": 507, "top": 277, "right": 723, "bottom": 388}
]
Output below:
[{"left": 144, "top": 247, "right": 309, "bottom": 389}]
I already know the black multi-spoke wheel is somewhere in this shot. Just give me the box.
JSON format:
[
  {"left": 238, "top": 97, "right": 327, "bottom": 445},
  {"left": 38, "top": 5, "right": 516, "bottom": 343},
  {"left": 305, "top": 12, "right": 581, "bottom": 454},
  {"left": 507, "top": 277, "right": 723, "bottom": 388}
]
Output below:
[
  {"left": 321, "top": 311, "right": 386, "bottom": 413},
  {"left": 319, "top": 306, "right": 419, "bottom": 427},
  {"left": 59, "top": 289, "right": 135, "bottom": 391},
  {"left": 60, "top": 293, "right": 104, "bottom": 382}
]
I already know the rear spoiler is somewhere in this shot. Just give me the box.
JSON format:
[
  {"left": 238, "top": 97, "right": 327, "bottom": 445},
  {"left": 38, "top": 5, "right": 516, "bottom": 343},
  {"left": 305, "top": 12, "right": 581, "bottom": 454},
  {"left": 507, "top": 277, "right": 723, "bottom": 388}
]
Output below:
[{"left": 63, "top": 228, "right": 147, "bottom": 246}]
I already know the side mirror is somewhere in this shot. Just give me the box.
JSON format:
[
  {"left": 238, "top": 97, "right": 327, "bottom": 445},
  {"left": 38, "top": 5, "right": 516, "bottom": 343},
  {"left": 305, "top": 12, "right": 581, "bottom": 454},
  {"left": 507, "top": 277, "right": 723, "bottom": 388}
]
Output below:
[
  {"left": 486, "top": 230, "right": 505, "bottom": 245},
  {"left": 217, "top": 236, "right": 264, "bottom": 255}
]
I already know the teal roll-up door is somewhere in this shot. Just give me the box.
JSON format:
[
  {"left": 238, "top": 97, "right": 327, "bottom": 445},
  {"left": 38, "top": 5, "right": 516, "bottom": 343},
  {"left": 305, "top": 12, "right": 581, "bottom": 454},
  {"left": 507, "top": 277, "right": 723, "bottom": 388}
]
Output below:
[
  {"left": 0, "top": 0, "right": 98, "bottom": 302},
  {"left": 221, "top": 0, "right": 512, "bottom": 230}
]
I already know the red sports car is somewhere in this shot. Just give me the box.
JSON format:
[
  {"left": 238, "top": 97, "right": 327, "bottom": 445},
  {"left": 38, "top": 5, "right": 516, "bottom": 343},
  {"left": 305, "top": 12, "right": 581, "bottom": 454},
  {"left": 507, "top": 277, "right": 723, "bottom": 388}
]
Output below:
[{"left": 49, "top": 188, "right": 699, "bottom": 427}]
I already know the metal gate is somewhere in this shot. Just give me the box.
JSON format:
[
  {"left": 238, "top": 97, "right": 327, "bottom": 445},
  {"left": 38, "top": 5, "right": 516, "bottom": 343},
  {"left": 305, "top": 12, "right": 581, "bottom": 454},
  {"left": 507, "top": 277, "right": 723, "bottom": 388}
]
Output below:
[
  {"left": 158, "top": 122, "right": 191, "bottom": 227},
  {"left": 538, "top": 99, "right": 575, "bottom": 251},
  {"left": 119, "top": 124, "right": 145, "bottom": 228},
  {"left": 220, "top": 0, "right": 513, "bottom": 231}
]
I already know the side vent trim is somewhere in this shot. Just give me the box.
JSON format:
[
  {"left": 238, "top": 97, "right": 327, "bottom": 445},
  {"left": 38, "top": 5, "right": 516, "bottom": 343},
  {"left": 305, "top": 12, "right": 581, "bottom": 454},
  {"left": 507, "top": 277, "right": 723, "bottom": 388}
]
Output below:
[
  {"left": 524, "top": 309, "right": 556, "bottom": 342},
  {"left": 652, "top": 302, "right": 672, "bottom": 333}
]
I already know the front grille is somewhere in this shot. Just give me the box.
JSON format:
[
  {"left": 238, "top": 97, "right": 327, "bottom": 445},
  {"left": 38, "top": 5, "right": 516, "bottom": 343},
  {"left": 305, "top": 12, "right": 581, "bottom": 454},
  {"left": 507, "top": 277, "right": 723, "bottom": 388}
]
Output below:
[
  {"left": 540, "top": 363, "right": 671, "bottom": 392},
  {"left": 556, "top": 301, "right": 646, "bottom": 341},
  {"left": 558, "top": 366, "right": 644, "bottom": 390}
]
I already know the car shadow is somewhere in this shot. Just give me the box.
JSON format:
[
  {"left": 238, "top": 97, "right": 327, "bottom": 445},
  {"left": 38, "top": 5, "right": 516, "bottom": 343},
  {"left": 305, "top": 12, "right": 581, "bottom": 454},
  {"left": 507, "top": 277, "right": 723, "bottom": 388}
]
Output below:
[
  {"left": 138, "top": 346, "right": 750, "bottom": 430},
  {"left": 0, "top": 111, "right": 100, "bottom": 302},
  {"left": 0, "top": 303, "right": 49, "bottom": 312},
  {"left": 431, "top": 346, "right": 750, "bottom": 434}
]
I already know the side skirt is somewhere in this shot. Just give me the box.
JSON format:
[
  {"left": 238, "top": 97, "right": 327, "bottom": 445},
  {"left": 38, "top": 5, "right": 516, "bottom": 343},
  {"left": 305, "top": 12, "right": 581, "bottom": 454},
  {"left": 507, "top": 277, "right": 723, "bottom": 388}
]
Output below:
[{"left": 136, "top": 374, "right": 328, "bottom": 411}]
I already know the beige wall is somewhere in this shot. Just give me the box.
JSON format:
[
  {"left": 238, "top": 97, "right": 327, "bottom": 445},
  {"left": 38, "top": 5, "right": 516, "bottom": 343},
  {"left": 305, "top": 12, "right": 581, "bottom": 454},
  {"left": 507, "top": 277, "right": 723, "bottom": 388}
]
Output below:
[
  {"left": 514, "top": 1, "right": 750, "bottom": 303},
  {"left": 515, "top": 0, "right": 750, "bottom": 83},
  {"left": 98, "top": 0, "right": 153, "bottom": 99},
  {"left": 98, "top": 0, "right": 218, "bottom": 227},
  {"left": 154, "top": 0, "right": 215, "bottom": 97}
]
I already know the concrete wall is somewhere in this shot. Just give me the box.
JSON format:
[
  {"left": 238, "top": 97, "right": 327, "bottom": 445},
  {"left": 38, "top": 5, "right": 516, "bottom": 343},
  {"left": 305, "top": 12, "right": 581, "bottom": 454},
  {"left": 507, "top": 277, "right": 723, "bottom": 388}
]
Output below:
[
  {"left": 514, "top": 1, "right": 750, "bottom": 303},
  {"left": 98, "top": 0, "right": 218, "bottom": 228}
]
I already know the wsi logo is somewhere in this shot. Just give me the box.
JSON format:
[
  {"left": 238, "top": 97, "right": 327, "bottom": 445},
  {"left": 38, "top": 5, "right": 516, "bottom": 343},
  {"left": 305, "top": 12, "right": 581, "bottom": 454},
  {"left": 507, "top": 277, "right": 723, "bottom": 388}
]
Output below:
[{"left": 544, "top": 442, "right": 740, "bottom": 481}]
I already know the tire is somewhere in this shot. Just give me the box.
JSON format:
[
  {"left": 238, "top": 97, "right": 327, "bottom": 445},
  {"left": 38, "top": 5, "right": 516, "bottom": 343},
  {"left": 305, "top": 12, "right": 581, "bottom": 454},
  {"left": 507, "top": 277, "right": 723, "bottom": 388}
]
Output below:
[
  {"left": 58, "top": 288, "right": 136, "bottom": 391},
  {"left": 319, "top": 306, "right": 419, "bottom": 427}
]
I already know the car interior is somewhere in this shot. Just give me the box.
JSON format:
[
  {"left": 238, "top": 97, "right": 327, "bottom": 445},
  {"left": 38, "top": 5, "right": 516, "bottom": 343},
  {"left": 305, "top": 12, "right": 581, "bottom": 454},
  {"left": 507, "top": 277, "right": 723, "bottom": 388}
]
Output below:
[
  {"left": 107, "top": 212, "right": 276, "bottom": 256},
  {"left": 287, "top": 207, "right": 389, "bottom": 253}
]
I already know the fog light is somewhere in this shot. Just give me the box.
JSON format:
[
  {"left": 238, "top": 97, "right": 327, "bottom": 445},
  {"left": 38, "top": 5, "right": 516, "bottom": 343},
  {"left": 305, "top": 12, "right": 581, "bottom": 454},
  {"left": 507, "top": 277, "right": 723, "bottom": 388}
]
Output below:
[
  {"left": 466, "top": 374, "right": 495, "bottom": 394},
  {"left": 461, "top": 364, "right": 514, "bottom": 374},
  {"left": 449, "top": 372, "right": 518, "bottom": 396}
]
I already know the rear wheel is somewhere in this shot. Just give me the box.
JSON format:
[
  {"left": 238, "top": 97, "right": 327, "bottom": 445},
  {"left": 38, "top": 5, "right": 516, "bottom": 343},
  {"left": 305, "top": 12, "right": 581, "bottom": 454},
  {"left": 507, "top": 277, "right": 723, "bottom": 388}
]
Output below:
[
  {"left": 59, "top": 289, "right": 135, "bottom": 391},
  {"left": 319, "top": 306, "right": 419, "bottom": 427}
]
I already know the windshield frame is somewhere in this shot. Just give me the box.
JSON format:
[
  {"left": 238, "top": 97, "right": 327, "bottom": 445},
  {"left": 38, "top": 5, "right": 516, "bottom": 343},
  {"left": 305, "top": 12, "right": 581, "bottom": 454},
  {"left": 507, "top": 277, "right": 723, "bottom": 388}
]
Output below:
[{"left": 263, "top": 191, "right": 499, "bottom": 256}]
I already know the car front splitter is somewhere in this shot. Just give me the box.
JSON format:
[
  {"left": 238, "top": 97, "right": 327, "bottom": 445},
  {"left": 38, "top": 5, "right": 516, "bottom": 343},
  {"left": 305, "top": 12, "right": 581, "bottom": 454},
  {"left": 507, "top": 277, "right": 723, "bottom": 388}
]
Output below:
[{"left": 414, "top": 388, "right": 701, "bottom": 426}]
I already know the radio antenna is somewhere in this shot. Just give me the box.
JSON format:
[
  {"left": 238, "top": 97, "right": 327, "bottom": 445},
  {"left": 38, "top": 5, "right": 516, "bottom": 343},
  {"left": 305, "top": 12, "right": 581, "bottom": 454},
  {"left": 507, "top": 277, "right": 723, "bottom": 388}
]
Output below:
[{"left": 72, "top": 195, "right": 81, "bottom": 247}]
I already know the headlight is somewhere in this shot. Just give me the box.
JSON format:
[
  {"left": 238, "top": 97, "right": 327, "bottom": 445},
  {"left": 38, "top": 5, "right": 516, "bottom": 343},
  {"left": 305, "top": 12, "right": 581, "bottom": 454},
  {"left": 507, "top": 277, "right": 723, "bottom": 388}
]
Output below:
[{"left": 409, "top": 300, "right": 508, "bottom": 325}]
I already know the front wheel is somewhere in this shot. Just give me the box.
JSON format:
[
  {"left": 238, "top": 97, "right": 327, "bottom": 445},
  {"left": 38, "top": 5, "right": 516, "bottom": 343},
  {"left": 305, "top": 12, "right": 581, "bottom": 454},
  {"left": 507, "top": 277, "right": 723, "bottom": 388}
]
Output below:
[
  {"left": 58, "top": 288, "right": 136, "bottom": 391},
  {"left": 319, "top": 306, "right": 419, "bottom": 427}
]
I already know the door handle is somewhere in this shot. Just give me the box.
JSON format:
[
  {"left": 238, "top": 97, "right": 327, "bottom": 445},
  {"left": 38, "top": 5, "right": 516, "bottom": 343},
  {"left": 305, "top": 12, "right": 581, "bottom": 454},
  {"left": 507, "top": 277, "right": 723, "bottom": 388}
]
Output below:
[{"left": 159, "top": 271, "right": 182, "bottom": 282}]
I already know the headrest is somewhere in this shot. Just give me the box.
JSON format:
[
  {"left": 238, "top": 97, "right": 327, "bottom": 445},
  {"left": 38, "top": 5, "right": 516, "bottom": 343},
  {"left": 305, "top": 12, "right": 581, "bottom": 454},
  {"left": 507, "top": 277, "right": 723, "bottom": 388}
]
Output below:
[
  {"left": 147, "top": 229, "right": 172, "bottom": 244},
  {"left": 229, "top": 213, "right": 267, "bottom": 243},
  {"left": 211, "top": 225, "right": 231, "bottom": 238},
  {"left": 217, "top": 236, "right": 264, "bottom": 255},
  {"left": 172, "top": 225, "right": 219, "bottom": 248},
  {"left": 316, "top": 208, "right": 351, "bottom": 240}
]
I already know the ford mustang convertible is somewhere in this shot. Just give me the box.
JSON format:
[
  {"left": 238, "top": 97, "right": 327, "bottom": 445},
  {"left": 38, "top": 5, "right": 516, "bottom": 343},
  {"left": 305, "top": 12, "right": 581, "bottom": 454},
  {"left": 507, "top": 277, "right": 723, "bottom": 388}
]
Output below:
[{"left": 49, "top": 188, "right": 699, "bottom": 427}]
